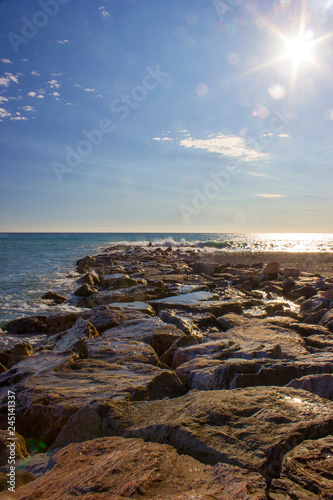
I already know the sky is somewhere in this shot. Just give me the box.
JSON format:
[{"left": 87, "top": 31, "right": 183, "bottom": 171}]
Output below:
[{"left": 0, "top": 0, "right": 333, "bottom": 233}]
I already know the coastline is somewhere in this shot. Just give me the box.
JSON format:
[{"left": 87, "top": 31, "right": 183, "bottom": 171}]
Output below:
[
  {"left": 0, "top": 244, "right": 333, "bottom": 498},
  {"left": 204, "top": 251, "right": 333, "bottom": 277}
]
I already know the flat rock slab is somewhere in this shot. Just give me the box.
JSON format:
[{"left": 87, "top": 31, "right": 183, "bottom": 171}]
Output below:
[
  {"left": 149, "top": 291, "right": 219, "bottom": 310},
  {"left": 269, "top": 436, "right": 333, "bottom": 499},
  {"left": 287, "top": 373, "right": 333, "bottom": 400},
  {"left": 107, "top": 301, "right": 155, "bottom": 315},
  {"left": 175, "top": 353, "right": 333, "bottom": 390},
  {"left": 102, "top": 317, "right": 185, "bottom": 357},
  {"left": 14, "top": 437, "right": 268, "bottom": 500},
  {"left": 103, "top": 386, "right": 333, "bottom": 481}
]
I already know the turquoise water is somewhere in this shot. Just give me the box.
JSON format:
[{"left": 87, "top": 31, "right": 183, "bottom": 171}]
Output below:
[{"left": 0, "top": 233, "right": 332, "bottom": 324}]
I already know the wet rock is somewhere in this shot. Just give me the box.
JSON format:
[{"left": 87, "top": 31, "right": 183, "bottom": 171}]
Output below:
[
  {"left": 287, "top": 374, "right": 333, "bottom": 400},
  {"left": 7, "top": 343, "right": 33, "bottom": 368},
  {"left": 76, "top": 271, "right": 100, "bottom": 286},
  {"left": 158, "top": 309, "right": 205, "bottom": 335},
  {"left": 149, "top": 291, "right": 219, "bottom": 312},
  {"left": 102, "top": 317, "right": 185, "bottom": 357},
  {"left": 86, "top": 337, "right": 160, "bottom": 367},
  {"left": 107, "top": 301, "right": 155, "bottom": 316},
  {"left": 320, "top": 309, "right": 333, "bottom": 332},
  {"left": 269, "top": 436, "right": 333, "bottom": 499},
  {"left": 0, "top": 430, "right": 29, "bottom": 466},
  {"left": 3, "top": 316, "right": 47, "bottom": 336},
  {"left": 46, "top": 311, "right": 78, "bottom": 336},
  {"left": 74, "top": 284, "right": 98, "bottom": 297},
  {"left": 76, "top": 255, "right": 97, "bottom": 274},
  {"left": 0, "top": 351, "right": 184, "bottom": 447},
  {"left": 53, "top": 318, "right": 100, "bottom": 352},
  {"left": 15, "top": 437, "right": 267, "bottom": 500},
  {"left": 103, "top": 386, "right": 333, "bottom": 481},
  {"left": 79, "top": 305, "right": 147, "bottom": 333},
  {"left": 41, "top": 291, "right": 68, "bottom": 304}
]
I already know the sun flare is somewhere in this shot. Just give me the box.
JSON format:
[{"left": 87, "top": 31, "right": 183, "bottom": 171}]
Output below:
[{"left": 284, "top": 35, "right": 314, "bottom": 65}]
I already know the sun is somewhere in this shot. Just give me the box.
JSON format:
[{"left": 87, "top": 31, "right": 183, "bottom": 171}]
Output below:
[{"left": 284, "top": 35, "right": 314, "bottom": 66}]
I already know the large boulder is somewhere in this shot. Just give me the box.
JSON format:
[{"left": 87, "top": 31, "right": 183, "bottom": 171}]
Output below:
[
  {"left": 269, "top": 436, "right": 333, "bottom": 499},
  {"left": 15, "top": 437, "right": 267, "bottom": 499},
  {"left": 3, "top": 316, "right": 47, "bottom": 335},
  {"left": 103, "top": 386, "right": 333, "bottom": 481}
]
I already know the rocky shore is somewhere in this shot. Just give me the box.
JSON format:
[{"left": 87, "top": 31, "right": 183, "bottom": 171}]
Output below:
[{"left": 0, "top": 244, "right": 333, "bottom": 499}]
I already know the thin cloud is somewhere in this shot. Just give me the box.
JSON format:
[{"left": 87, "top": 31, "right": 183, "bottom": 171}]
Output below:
[
  {"left": 47, "top": 80, "right": 60, "bottom": 89},
  {"left": 257, "top": 194, "right": 286, "bottom": 198},
  {"left": 1, "top": 58, "right": 13, "bottom": 64},
  {"left": 0, "top": 73, "right": 19, "bottom": 87},
  {"left": 57, "top": 40, "right": 70, "bottom": 44},
  {"left": 84, "top": 88, "right": 95, "bottom": 92},
  {"left": 153, "top": 137, "right": 173, "bottom": 142},
  {"left": 0, "top": 96, "right": 8, "bottom": 103},
  {"left": 178, "top": 132, "right": 269, "bottom": 163},
  {"left": 21, "top": 105, "right": 35, "bottom": 112},
  {"left": 27, "top": 91, "right": 37, "bottom": 97},
  {"left": 10, "top": 116, "right": 28, "bottom": 121},
  {"left": 0, "top": 107, "right": 12, "bottom": 120},
  {"left": 99, "top": 6, "right": 111, "bottom": 19},
  {"left": 31, "top": 70, "right": 40, "bottom": 76}
]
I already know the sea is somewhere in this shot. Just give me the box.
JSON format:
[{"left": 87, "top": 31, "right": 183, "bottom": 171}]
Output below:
[{"left": 1, "top": 232, "right": 333, "bottom": 325}]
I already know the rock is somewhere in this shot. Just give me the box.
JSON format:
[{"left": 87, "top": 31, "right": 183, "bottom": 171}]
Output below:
[
  {"left": 76, "top": 271, "right": 100, "bottom": 286},
  {"left": 41, "top": 291, "right": 68, "bottom": 304},
  {"left": 0, "top": 430, "right": 29, "bottom": 466},
  {"left": 283, "top": 267, "right": 300, "bottom": 279},
  {"left": 53, "top": 318, "right": 100, "bottom": 353},
  {"left": 0, "top": 351, "right": 184, "bottom": 447},
  {"left": 0, "top": 364, "right": 6, "bottom": 373},
  {"left": 46, "top": 311, "right": 78, "bottom": 336},
  {"left": 3, "top": 316, "right": 47, "bottom": 335},
  {"left": 76, "top": 255, "right": 97, "bottom": 274},
  {"left": 303, "top": 308, "right": 328, "bottom": 324},
  {"left": 287, "top": 285, "right": 317, "bottom": 300},
  {"left": 74, "top": 283, "right": 98, "bottom": 297},
  {"left": 158, "top": 309, "right": 205, "bottom": 335},
  {"left": 79, "top": 305, "right": 147, "bottom": 333},
  {"left": 86, "top": 338, "right": 160, "bottom": 367},
  {"left": 107, "top": 301, "right": 155, "bottom": 316},
  {"left": 7, "top": 343, "right": 33, "bottom": 368},
  {"left": 300, "top": 296, "right": 329, "bottom": 315},
  {"left": 0, "top": 470, "right": 36, "bottom": 492},
  {"left": 287, "top": 374, "right": 333, "bottom": 400},
  {"left": 15, "top": 437, "right": 267, "bottom": 499},
  {"left": 320, "top": 309, "right": 333, "bottom": 332},
  {"left": 216, "top": 313, "right": 248, "bottom": 330},
  {"left": 102, "top": 317, "right": 185, "bottom": 357},
  {"left": 263, "top": 262, "right": 279, "bottom": 277},
  {"left": 103, "top": 386, "right": 333, "bottom": 481},
  {"left": 149, "top": 291, "right": 219, "bottom": 312},
  {"left": 269, "top": 436, "right": 333, "bottom": 499},
  {"left": 321, "top": 288, "right": 333, "bottom": 301},
  {"left": 192, "top": 261, "right": 216, "bottom": 276}
]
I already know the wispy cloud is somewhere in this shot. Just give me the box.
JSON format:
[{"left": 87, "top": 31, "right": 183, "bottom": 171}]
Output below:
[
  {"left": 47, "top": 80, "right": 61, "bottom": 89},
  {"left": 247, "top": 171, "right": 271, "bottom": 178},
  {"left": 178, "top": 132, "right": 269, "bottom": 163},
  {"left": 1, "top": 59, "right": 13, "bottom": 64},
  {"left": 21, "top": 105, "right": 35, "bottom": 112},
  {"left": 256, "top": 194, "right": 286, "bottom": 198},
  {"left": 99, "top": 6, "right": 111, "bottom": 19},
  {"left": 0, "top": 96, "right": 8, "bottom": 103},
  {"left": 153, "top": 137, "right": 173, "bottom": 142},
  {"left": 10, "top": 116, "right": 28, "bottom": 121},
  {"left": 57, "top": 40, "right": 70, "bottom": 45},
  {"left": 31, "top": 70, "right": 40, "bottom": 76},
  {"left": 84, "top": 88, "right": 95, "bottom": 92},
  {"left": 0, "top": 73, "right": 19, "bottom": 87},
  {"left": 27, "top": 91, "right": 37, "bottom": 97},
  {"left": 0, "top": 108, "right": 12, "bottom": 120}
]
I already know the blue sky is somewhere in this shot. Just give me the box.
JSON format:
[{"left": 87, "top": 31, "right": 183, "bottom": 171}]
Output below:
[{"left": 0, "top": 0, "right": 332, "bottom": 232}]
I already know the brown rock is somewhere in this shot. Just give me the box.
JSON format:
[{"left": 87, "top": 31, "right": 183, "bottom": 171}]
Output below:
[
  {"left": 15, "top": 437, "right": 267, "bottom": 499},
  {"left": 104, "top": 386, "right": 333, "bottom": 481},
  {"left": 0, "top": 470, "right": 35, "bottom": 492},
  {"left": 269, "top": 436, "right": 333, "bottom": 499},
  {"left": 7, "top": 343, "right": 33, "bottom": 368},
  {"left": 46, "top": 311, "right": 78, "bottom": 336},
  {"left": 0, "top": 430, "right": 29, "bottom": 467},
  {"left": 263, "top": 262, "right": 279, "bottom": 277},
  {"left": 3, "top": 316, "right": 47, "bottom": 335},
  {"left": 76, "top": 271, "right": 100, "bottom": 286},
  {"left": 287, "top": 374, "right": 333, "bottom": 400},
  {"left": 74, "top": 284, "right": 98, "bottom": 297},
  {"left": 41, "top": 291, "right": 68, "bottom": 304}
]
